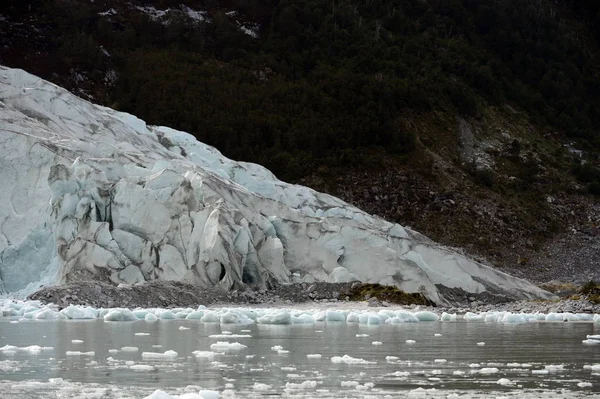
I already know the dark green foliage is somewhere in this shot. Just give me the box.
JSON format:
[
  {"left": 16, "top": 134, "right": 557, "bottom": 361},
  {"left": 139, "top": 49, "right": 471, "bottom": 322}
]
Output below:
[{"left": 9, "top": 0, "right": 600, "bottom": 180}]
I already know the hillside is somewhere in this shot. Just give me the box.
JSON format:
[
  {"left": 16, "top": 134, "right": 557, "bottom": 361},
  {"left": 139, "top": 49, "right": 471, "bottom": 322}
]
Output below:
[{"left": 1, "top": 0, "right": 600, "bottom": 284}]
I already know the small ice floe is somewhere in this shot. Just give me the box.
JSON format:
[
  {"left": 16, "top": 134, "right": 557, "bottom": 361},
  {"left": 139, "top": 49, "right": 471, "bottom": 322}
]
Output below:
[
  {"left": 65, "top": 351, "right": 94, "bottom": 356},
  {"left": 134, "top": 333, "right": 150, "bottom": 336},
  {"left": 577, "top": 382, "right": 592, "bottom": 388},
  {"left": 413, "top": 311, "right": 439, "bottom": 322},
  {"left": 0, "top": 345, "right": 53, "bottom": 354},
  {"left": 440, "top": 312, "right": 457, "bottom": 322},
  {"left": 583, "top": 364, "right": 600, "bottom": 371},
  {"left": 390, "top": 371, "right": 410, "bottom": 377},
  {"left": 434, "top": 359, "right": 447, "bottom": 363},
  {"left": 152, "top": 345, "right": 162, "bottom": 348},
  {"left": 178, "top": 326, "right": 190, "bottom": 331},
  {"left": 531, "top": 369, "right": 549, "bottom": 375},
  {"left": 307, "top": 354, "right": 322, "bottom": 359},
  {"left": 544, "top": 364, "right": 565, "bottom": 372},
  {"left": 405, "top": 340, "right": 416, "bottom": 344},
  {"left": 582, "top": 339, "right": 600, "bottom": 345},
  {"left": 331, "top": 355, "right": 375, "bottom": 364},
  {"left": 121, "top": 346, "right": 139, "bottom": 352},
  {"left": 355, "top": 382, "right": 375, "bottom": 390},
  {"left": 386, "top": 356, "right": 399, "bottom": 361},
  {"left": 453, "top": 370, "right": 465, "bottom": 375},
  {"left": 497, "top": 378, "right": 514, "bottom": 386},
  {"left": 130, "top": 364, "right": 155, "bottom": 371},
  {"left": 103, "top": 308, "right": 137, "bottom": 322},
  {"left": 587, "top": 335, "right": 600, "bottom": 339},
  {"left": 145, "top": 313, "right": 158, "bottom": 322},
  {"left": 210, "top": 342, "right": 247, "bottom": 351},
  {"left": 408, "top": 387, "right": 439, "bottom": 396},
  {"left": 341, "top": 381, "right": 359, "bottom": 387},
  {"left": 469, "top": 363, "right": 481, "bottom": 368},
  {"left": 192, "top": 351, "right": 216, "bottom": 360},
  {"left": 476, "top": 342, "right": 486, "bottom": 346},
  {"left": 209, "top": 334, "right": 251, "bottom": 338},
  {"left": 356, "top": 334, "right": 369, "bottom": 338},
  {"left": 253, "top": 382, "right": 272, "bottom": 391},
  {"left": 241, "top": 330, "right": 251, "bottom": 333},
  {"left": 372, "top": 341, "right": 382, "bottom": 346},
  {"left": 141, "top": 350, "right": 178, "bottom": 360},
  {"left": 478, "top": 367, "right": 499, "bottom": 374},
  {"left": 285, "top": 380, "right": 317, "bottom": 389},
  {"left": 281, "top": 366, "right": 296, "bottom": 371},
  {"left": 434, "top": 333, "right": 442, "bottom": 337},
  {"left": 108, "top": 349, "right": 119, "bottom": 354},
  {"left": 71, "top": 340, "right": 84, "bottom": 344}
]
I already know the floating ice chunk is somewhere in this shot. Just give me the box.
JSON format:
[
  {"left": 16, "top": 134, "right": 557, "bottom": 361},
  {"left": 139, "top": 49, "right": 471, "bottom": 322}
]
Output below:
[
  {"left": 544, "top": 364, "right": 565, "bottom": 371},
  {"left": 135, "top": 333, "right": 150, "bottom": 336},
  {"left": 285, "top": 380, "right": 317, "bottom": 389},
  {"left": 281, "top": 366, "right": 296, "bottom": 371},
  {"left": 577, "top": 382, "right": 592, "bottom": 387},
  {"left": 108, "top": 349, "right": 119, "bottom": 353},
  {"left": 502, "top": 313, "right": 526, "bottom": 324},
  {"left": 325, "top": 310, "right": 346, "bottom": 322},
  {"left": 66, "top": 351, "right": 95, "bottom": 356},
  {"left": 307, "top": 354, "right": 322, "bottom": 359},
  {"left": 408, "top": 387, "right": 439, "bottom": 396},
  {"left": 532, "top": 369, "right": 549, "bottom": 375},
  {"left": 157, "top": 310, "right": 176, "bottom": 320},
  {"left": 144, "top": 390, "right": 173, "bottom": 399},
  {"left": 220, "top": 310, "right": 254, "bottom": 324},
  {"left": 545, "top": 313, "right": 565, "bottom": 322},
  {"left": 594, "top": 314, "right": 600, "bottom": 323},
  {"left": 469, "top": 363, "right": 481, "bottom": 368},
  {"left": 271, "top": 345, "right": 284, "bottom": 351},
  {"left": 386, "top": 356, "right": 399, "bottom": 361},
  {"left": 390, "top": 371, "right": 410, "bottom": 376},
  {"left": 104, "top": 308, "right": 137, "bottom": 321},
  {"left": 33, "top": 309, "right": 67, "bottom": 320},
  {"left": 478, "top": 367, "right": 499, "bottom": 374},
  {"left": 440, "top": 312, "right": 457, "bottom": 322},
  {"left": 192, "top": 351, "right": 216, "bottom": 360},
  {"left": 130, "top": 364, "right": 155, "bottom": 371},
  {"left": 60, "top": 305, "right": 97, "bottom": 319},
  {"left": 145, "top": 313, "right": 158, "bottom": 322},
  {"left": 71, "top": 340, "right": 83, "bottom": 344},
  {"left": 209, "top": 334, "right": 251, "bottom": 338},
  {"left": 179, "top": 326, "right": 190, "bottom": 330},
  {"left": 583, "top": 364, "right": 600, "bottom": 371},
  {"left": 141, "top": 350, "right": 178, "bottom": 360},
  {"left": 587, "top": 335, "right": 600, "bottom": 339},
  {"left": 372, "top": 341, "right": 383, "bottom": 346},
  {"left": 392, "top": 311, "right": 420, "bottom": 323},
  {"left": 257, "top": 311, "right": 291, "bottom": 325},
  {"left": 583, "top": 339, "right": 600, "bottom": 345},
  {"left": 434, "top": 333, "right": 442, "bottom": 337},
  {"left": 346, "top": 312, "right": 360, "bottom": 323},
  {"left": 341, "top": 381, "right": 359, "bottom": 387},
  {"left": 152, "top": 345, "right": 162, "bottom": 348},
  {"left": 253, "top": 383, "right": 272, "bottom": 391},
  {"left": 497, "top": 378, "right": 514, "bottom": 386},
  {"left": 291, "top": 314, "right": 315, "bottom": 324},
  {"left": 121, "top": 346, "right": 139, "bottom": 352},
  {"left": 185, "top": 311, "right": 205, "bottom": 320},
  {"left": 331, "top": 355, "right": 375, "bottom": 364},
  {"left": 356, "top": 334, "right": 369, "bottom": 338},
  {"left": 201, "top": 311, "right": 220, "bottom": 323},
  {"left": 434, "top": 359, "right": 447, "bottom": 363},
  {"left": 405, "top": 340, "right": 416, "bottom": 344},
  {"left": 476, "top": 342, "right": 486, "bottom": 346},
  {"left": 210, "top": 342, "right": 247, "bottom": 351},
  {"left": 453, "top": 370, "right": 465, "bottom": 375},
  {"left": 413, "top": 311, "right": 439, "bottom": 322},
  {"left": 464, "top": 312, "right": 484, "bottom": 322}
]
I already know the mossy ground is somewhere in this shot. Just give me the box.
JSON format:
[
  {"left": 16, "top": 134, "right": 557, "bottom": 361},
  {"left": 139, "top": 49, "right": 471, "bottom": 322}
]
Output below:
[{"left": 346, "top": 283, "right": 435, "bottom": 307}]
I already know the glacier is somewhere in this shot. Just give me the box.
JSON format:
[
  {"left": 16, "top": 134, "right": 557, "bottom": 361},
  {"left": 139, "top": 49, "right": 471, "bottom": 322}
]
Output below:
[{"left": 0, "top": 66, "right": 554, "bottom": 304}]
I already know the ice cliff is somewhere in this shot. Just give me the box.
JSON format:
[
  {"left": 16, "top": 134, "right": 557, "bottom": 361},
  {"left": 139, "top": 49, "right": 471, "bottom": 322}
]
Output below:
[{"left": 0, "top": 66, "right": 554, "bottom": 304}]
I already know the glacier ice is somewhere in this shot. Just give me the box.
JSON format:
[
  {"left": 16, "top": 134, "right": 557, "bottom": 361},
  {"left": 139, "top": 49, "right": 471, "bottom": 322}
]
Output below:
[{"left": 0, "top": 66, "right": 556, "bottom": 304}]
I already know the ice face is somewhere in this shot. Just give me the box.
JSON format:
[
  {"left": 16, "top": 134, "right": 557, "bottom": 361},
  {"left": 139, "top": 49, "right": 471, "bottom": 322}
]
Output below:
[{"left": 0, "top": 67, "right": 556, "bottom": 304}]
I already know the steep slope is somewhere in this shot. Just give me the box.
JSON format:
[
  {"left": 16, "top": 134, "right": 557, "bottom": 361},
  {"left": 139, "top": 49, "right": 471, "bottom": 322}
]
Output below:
[{"left": 0, "top": 67, "right": 553, "bottom": 304}]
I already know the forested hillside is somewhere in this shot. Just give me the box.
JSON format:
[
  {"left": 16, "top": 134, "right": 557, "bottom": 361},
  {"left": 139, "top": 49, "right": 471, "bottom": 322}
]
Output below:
[{"left": 1, "top": 0, "right": 600, "bottom": 282}]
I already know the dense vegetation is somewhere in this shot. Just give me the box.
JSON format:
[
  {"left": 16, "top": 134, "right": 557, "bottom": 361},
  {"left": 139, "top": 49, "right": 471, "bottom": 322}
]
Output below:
[{"left": 3, "top": 0, "right": 600, "bottom": 183}]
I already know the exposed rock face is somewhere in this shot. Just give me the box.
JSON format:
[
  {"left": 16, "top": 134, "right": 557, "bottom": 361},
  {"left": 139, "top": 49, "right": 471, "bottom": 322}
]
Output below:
[{"left": 0, "top": 67, "right": 555, "bottom": 304}]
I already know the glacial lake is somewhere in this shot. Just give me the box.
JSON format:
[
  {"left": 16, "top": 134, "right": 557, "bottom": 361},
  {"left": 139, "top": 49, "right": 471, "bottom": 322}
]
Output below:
[{"left": 0, "top": 317, "right": 598, "bottom": 398}]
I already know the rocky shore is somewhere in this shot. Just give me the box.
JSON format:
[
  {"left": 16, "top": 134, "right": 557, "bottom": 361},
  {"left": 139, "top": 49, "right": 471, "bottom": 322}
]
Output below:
[{"left": 28, "top": 280, "right": 600, "bottom": 315}]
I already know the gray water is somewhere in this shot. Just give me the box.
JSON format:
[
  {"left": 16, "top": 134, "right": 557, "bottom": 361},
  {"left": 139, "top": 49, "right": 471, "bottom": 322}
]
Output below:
[{"left": 0, "top": 318, "right": 599, "bottom": 398}]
